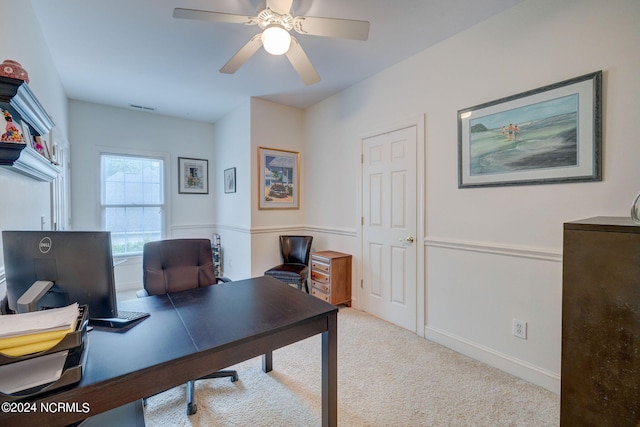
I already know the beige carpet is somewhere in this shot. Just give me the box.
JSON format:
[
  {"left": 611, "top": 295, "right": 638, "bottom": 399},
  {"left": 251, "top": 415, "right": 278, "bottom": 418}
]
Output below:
[{"left": 143, "top": 308, "right": 560, "bottom": 426}]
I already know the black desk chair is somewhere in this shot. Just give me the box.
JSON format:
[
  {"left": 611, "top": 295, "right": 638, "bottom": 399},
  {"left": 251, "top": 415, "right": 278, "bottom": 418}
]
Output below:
[
  {"left": 264, "top": 235, "right": 313, "bottom": 293},
  {"left": 141, "top": 238, "right": 237, "bottom": 415}
]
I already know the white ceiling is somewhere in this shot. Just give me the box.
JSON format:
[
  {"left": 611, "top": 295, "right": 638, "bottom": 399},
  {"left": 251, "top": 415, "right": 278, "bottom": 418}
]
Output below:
[{"left": 30, "top": 0, "right": 523, "bottom": 123}]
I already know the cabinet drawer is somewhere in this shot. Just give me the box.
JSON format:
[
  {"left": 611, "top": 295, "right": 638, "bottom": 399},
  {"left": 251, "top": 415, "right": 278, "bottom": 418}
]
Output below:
[
  {"left": 311, "top": 280, "right": 331, "bottom": 293},
  {"left": 311, "top": 260, "right": 330, "bottom": 273},
  {"left": 311, "top": 270, "right": 329, "bottom": 283},
  {"left": 311, "top": 288, "right": 330, "bottom": 302}
]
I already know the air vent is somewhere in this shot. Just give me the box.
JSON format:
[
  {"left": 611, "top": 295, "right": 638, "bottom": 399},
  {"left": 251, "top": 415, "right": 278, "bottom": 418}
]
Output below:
[{"left": 128, "top": 104, "right": 155, "bottom": 111}]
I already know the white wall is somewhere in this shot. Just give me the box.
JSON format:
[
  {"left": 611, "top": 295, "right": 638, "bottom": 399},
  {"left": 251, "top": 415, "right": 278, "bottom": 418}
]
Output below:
[
  {"left": 68, "top": 100, "right": 216, "bottom": 290},
  {"left": 212, "top": 100, "right": 252, "bottom": 280},
  {"left": 303, "top": 0, "right": 640, "bottom": 392},
  {"left": 249, "top": 99, "right": 307, "bottom": 277},
  {"left": 0, "top": 1, "right": 68, "bottom": 290},
  {"left": 250, "top": 98, "right": 305, "bottom": 228},
  {"left": 213, "top": 98, "right": 307, "bottom": 280}
]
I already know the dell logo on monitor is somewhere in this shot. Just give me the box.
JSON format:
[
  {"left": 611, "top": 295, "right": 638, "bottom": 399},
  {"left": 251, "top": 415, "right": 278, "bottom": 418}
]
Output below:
[{"left": 39, "top": 237, "right": 52, "bottom": 253}]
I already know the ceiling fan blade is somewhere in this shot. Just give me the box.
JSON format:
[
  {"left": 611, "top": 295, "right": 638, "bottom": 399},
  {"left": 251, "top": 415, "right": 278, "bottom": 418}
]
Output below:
[
  {"left": 220, "top": 34, "right": 263, "bottom": 74},
  {"left": 294, "top": 16, "right": 370, "bottom": 41},
  {"left": 266, "top": 0, "right": 294, "bottom": 15},
  {"left": 285, "top": 38, "right": 320, "bottom": 86},
  {"left": 173, "top": 8, "right": 253, "bottom": 25}
]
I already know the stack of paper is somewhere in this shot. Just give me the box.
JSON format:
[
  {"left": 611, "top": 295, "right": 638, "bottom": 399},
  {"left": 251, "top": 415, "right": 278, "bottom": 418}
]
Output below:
[
  {"left": 0, "top": 303, "right": 79, "bottom": 357},
  {"left": 0, "top": 350, "right": 69, "bottom": 394}
]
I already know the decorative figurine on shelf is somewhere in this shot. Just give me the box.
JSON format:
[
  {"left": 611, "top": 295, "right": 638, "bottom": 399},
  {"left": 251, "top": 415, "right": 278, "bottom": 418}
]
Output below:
[
  {"left": 1, "top": 110, "right": 25, "bottom": 143},
  {"left": 0, "top": 59, "right": 29, "bottom": 83}
]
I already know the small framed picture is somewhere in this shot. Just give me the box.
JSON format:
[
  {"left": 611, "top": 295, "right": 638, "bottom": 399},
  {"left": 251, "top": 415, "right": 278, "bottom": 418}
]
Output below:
[
  {"left": 34, "top": 135, "right": 53, "bottom": 160},
  {"left": 224, "top": 167, "right": 236, "bottom": 193},
  {"left": 178, "top": 157, "right": 208, "bottom": 194}
]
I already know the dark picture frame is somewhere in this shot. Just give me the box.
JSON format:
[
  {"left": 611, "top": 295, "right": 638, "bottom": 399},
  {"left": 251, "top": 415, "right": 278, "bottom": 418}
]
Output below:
[
  {"left": 224, "top": 167, "right": 236, "bottom": 193},
  {"left": 178, "top": 157, "right": 208, "bottom": 194},
  {"left": 458, "top": 71, "right": 602, "bottom": 188}
]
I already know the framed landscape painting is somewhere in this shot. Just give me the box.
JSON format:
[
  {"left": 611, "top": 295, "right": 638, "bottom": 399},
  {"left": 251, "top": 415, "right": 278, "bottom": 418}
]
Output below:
[
  {"left": 458, "top": 71, "right": 602, "bottom": 188},
  {"left": 258, "top": 147, "right": 299, "bottom": 210}
]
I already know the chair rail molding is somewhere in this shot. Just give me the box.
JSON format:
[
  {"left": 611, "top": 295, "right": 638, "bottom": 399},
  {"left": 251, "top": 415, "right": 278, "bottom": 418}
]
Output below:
[
  {"left": 171, "top": 223, "right": 216, "bottom": 232},
  {"left": 304, "top": 225, "right": 358, "bottom": 237},
  {"left": 210, "top": 224, "right": 251, "bottom": 234},
  {"left": 250, "top": 224, "right": 307, "bottom": 234},
  {"left": 212, "top": 224, "right": 358, "bottom": 237},
  {"left": 425, "top": 236, "right": 562, "bottom": 263}
]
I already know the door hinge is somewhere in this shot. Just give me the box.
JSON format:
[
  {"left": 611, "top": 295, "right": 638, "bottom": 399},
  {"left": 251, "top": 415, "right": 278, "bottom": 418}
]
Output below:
[
  {"left": 361, "top": 153, "right": 364, "bottom": 163},
  {"left": 360, "top": 279, "right": 363, "bottom": 288},
  {"left": 361, "top": 216, "right": 364, "bottom": 225}
]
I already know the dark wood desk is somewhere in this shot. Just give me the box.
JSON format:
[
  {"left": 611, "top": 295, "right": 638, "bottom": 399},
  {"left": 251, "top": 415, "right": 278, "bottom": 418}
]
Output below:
[{"left": 0, "top": 276, "right": 338, "bottom": 427}]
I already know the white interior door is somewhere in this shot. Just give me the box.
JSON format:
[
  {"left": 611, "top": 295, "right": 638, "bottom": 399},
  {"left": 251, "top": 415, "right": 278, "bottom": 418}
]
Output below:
[
  {"left": 51, "top": 143, "right": 69, "bottom": 231},
  {"left": 362, "top": 126, "right": 417, "bottom": 332}
]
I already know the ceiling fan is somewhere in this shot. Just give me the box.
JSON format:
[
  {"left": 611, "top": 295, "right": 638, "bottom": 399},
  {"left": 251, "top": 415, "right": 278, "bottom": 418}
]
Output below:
[{"left": 173, "top": 0, "right": 370, "bottom": 85}]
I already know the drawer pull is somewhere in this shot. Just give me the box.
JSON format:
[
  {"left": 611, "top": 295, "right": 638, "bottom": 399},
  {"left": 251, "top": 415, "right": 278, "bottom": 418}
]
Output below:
[
  {"left": 311, "top": 288, "right": 330, "bottom": 302},
  {"left": 311, "top": 271, "right": 329, "bottom": 283},
  {"left": 311, "top": 261, "right": 330, "bottom": 273},
  {"left": 311, "top": 280, "right": 330, "bottom": 293}
]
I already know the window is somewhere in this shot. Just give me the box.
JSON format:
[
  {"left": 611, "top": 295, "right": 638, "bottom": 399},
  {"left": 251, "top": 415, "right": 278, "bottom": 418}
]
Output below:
[{"left": 101, "top": 153, "right": 165, "bottom": 256}]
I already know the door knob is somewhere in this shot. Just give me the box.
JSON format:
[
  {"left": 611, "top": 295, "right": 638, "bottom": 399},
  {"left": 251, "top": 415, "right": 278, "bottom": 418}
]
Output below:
[{"left": 400, "top": 236, "right": 415, "bottom": 244}]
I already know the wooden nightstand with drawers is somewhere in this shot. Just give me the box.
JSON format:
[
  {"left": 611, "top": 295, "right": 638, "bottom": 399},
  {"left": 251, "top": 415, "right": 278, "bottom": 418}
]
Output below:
[{"left": 310, "top": 251, "right": 352, "bottom": 307}]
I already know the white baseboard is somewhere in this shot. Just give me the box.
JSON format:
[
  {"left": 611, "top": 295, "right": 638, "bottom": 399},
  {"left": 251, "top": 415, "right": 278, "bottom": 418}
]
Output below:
[{"left": 425, "top": 325, "right": 560, "bottom": 394}]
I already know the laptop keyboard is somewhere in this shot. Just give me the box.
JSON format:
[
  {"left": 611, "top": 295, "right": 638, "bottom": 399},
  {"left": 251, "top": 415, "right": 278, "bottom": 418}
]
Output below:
[{"left": 116, "top": 310, "right": 150, "bottom": 322}]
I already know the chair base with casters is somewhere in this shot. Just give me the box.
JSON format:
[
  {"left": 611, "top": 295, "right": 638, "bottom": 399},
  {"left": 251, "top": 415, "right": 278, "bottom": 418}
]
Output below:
[
  {"left": 142, "top": 370, "right": 239, "bottom": 416},
  {"left": 186, "top": 371, "right": 239, "bottom": 415},
  {"left": 264, "top": 235, "right": 313, "bottom": 294},
  {"left": 264, "top": 264, "right": 310, "bottom": 293}
]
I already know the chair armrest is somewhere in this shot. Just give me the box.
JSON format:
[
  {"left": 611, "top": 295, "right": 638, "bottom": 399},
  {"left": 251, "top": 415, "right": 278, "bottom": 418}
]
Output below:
[
  {"left": 216, "top": 276, "right": 232, "bottom": 283},
  {"left": 136, "top": 289, "right": 149, "bottom": 298}
]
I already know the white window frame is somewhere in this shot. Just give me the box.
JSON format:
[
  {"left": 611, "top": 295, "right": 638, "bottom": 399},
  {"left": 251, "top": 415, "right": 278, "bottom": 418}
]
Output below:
[{"left": 98, "top": 148, "right": 170, "bottom": 258}]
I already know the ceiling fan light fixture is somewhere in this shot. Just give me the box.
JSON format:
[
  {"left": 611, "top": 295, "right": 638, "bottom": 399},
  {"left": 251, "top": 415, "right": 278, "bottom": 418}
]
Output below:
[{"left": 261, "top": 24, "right": 291, "bottom": 55}]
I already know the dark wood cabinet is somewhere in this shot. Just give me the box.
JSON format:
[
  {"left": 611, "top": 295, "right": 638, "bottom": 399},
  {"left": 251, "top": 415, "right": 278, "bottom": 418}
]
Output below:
[{"left": 561, "top": 217, "right": 640, "bottom": 426}]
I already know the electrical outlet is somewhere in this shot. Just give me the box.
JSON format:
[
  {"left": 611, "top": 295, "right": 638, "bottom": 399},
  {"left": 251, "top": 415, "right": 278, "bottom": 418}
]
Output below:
[{"left": 513, "top": 319, "right": 527, "bottom": 339}]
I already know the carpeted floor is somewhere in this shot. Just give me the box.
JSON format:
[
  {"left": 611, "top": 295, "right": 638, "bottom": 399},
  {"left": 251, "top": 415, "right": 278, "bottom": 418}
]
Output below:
[{"left": 143, "top": 308, "right": 560, "bottom": 426}]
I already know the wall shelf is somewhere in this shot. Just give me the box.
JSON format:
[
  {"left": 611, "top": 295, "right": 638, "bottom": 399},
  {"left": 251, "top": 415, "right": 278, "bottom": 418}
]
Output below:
[
  {"left": 0, "top": 76, "right": 58, "bottom": 181},
  {"left": 0, "top": 142, "right": 61, "bottom": 181}
]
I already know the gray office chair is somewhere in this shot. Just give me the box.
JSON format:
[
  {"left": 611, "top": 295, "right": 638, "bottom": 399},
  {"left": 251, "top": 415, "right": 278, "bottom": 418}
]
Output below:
[
  {"left": 264, "top": 235, "right": 313, "bottom": 293},
  {"left": 141, "top": 238, "right": 237, "bottom": 415}
]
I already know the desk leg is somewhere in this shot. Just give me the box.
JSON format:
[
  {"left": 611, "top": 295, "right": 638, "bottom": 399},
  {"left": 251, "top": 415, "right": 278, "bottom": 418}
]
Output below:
[
  {"left": 322, "top": 311, "right": 338, "bottom": 427},
  {"left": 262, "top": 351, "right": 273, "bottom": 372}
]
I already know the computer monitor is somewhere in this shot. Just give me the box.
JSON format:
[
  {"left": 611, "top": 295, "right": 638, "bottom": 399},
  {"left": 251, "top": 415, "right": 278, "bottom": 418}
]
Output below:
[{"left": 2, "top": 230, "right": 117, "bottom": 319}]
